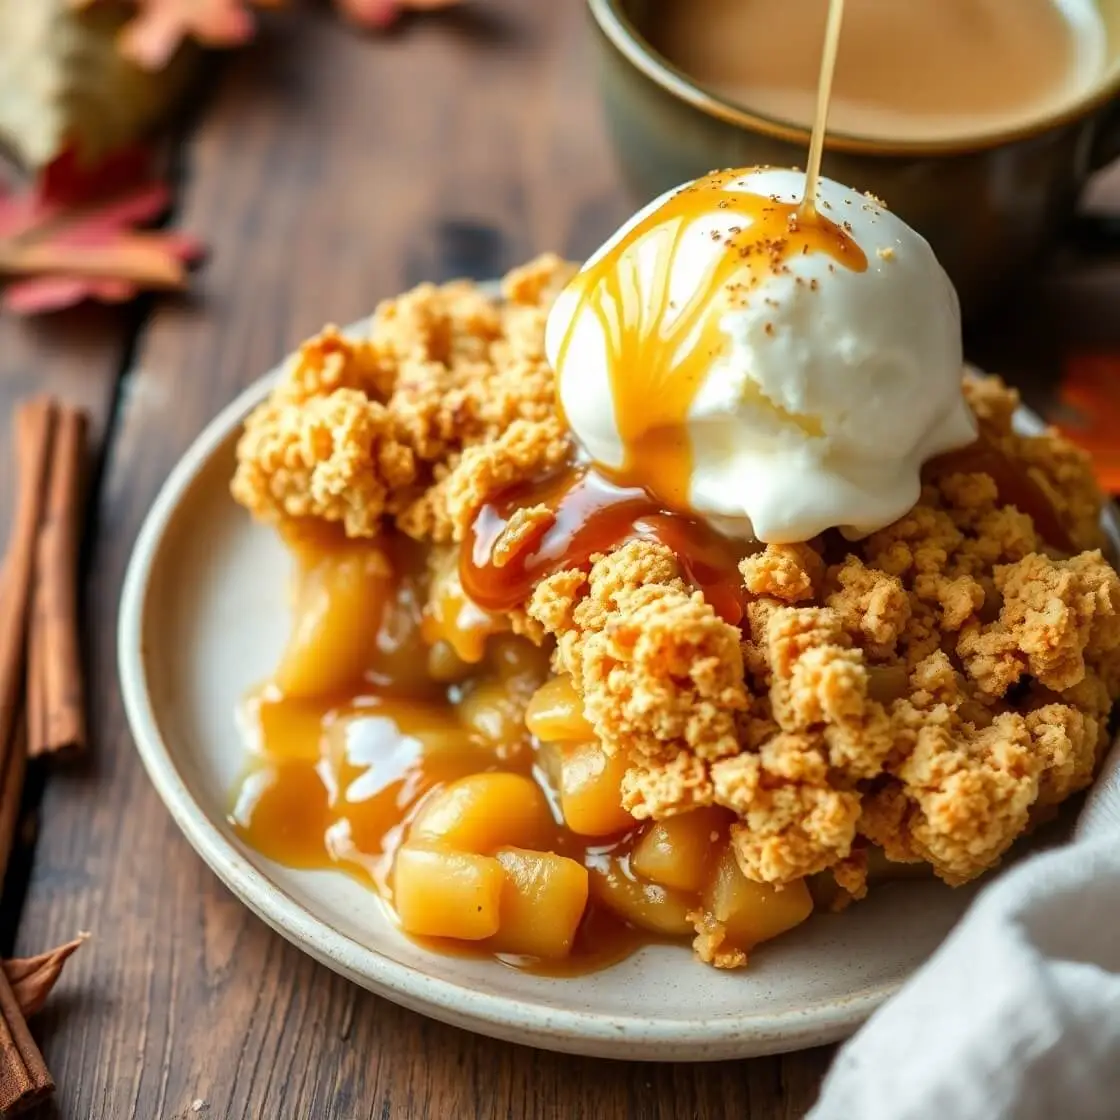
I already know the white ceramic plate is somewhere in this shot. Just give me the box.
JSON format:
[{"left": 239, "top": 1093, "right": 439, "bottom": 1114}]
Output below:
[{"left": 119, "top": 323, "right": 1118, "bottom": 1061}]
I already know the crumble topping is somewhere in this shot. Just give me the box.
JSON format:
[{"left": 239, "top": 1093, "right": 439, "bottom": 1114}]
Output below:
[
  {"left": 232, "top": 387, "right": 415, "bottom": 538},
  {"left": 232, "top": 254, "right": 577, "bottom": 540},
  {"left": 740, "top": 542, "right": 823, "bottom": 603},
  {"left": 529, "top": 540, "right": 748, "bottom": 789},
  {"left": 689, "top": 911, "right": 748, "bottom": 970},
  {"left": 232, "top": 257, "right": 1120, "bottom": 903}
]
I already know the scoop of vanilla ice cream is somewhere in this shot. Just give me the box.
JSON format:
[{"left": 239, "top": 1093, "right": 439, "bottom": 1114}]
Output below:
[{"left": 545, "top": 167, "right": 977, "bottom": 543}]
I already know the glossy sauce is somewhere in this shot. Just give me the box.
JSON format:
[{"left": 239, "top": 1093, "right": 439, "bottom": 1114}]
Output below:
[
  {"left": 229, "top": 532, "right": 668, "bottom": 973},
  {"left": 232, "top": 696, "right": 660, "bottom": 973},
  {"left": 800, "top": 0, "right": 846, "bottom": 217},
  {"left": 551, "top": 170, "right": 867, "bottom": 512},
  {"left": 231, "top": 689, "right": 502, "bottom": 893},
  {"left": 460, "top": 465, "right": 759, "bottom": 626}
]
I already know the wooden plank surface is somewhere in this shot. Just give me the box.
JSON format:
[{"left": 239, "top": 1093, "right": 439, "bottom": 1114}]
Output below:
[
  {"left": 12, "top": 6, "right": 835, "bottom": 1117},
  {"left": 0, "top": 307, "right": 132, "bottom": 545}
]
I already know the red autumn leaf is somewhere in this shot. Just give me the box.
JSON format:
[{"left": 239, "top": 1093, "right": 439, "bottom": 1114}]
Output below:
[
  {"left": 0, "top": 147, "right": 204, "bottom": 315},
  {"left": 1054, "top": 354, "right": 1120, "bottom": 493}
]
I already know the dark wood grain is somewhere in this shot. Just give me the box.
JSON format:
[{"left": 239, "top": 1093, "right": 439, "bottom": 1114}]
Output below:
[
  {"left": 0, "top": 307, "right": 132, "bottom": 506},
  {"left": 12, "top": 5, "right": 835, "bottom": 1118}
]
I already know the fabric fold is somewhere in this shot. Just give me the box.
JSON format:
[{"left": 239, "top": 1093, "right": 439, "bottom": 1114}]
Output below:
[{"left": 810, "top": 741, "right": 1120, "bottom": 1120}]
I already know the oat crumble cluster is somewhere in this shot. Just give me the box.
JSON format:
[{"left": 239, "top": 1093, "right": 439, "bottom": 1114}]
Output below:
[{"left": 232, "top": 256, "right": 1120, "bottom": 966}]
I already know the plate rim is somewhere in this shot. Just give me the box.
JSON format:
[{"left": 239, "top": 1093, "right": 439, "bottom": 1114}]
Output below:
[{"left": 118, "top": 328, "right": 1115, "bottom": 1060}]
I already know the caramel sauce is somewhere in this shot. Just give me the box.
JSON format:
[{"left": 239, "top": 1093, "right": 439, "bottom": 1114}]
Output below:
[
  {"left": 460, "top": 465, "right": 759, "bottom": 626},
  {"left": 231, "top": 688, "right": 505, "bottom": 893},
  {"left": 552, "top": 170, "right": 867, "bottom": 513},
  {"left": 800, "top": 0, "right": 845, "bottom": 219},
  {"left": 229, "top": 531, "right": 670, "bottom": 974},
  {"left": 459, "top": 435, "right": 1075, "bottom": 638}
]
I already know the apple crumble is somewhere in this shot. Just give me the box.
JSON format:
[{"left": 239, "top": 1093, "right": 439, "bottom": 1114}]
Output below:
[{"left": 229, "top": 255, "right": 1120, "bottom": 970}]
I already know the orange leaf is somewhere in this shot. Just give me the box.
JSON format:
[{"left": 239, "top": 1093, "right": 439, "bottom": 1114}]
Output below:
[{"left": 1055, "top": 354, "right": 1120, "bottom": 493}]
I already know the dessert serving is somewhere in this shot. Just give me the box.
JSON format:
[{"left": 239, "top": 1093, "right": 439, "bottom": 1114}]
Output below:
[{"left": 226, "top": 164, "right": 1120, "bottom": 971}]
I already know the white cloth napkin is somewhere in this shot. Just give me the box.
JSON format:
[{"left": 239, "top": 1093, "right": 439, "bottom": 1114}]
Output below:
[{"left": 810, "top": 741, "right": 1120, "bottom": 1120}]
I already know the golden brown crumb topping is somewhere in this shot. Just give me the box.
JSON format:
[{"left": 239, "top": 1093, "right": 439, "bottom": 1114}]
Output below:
[
  {"left": 689, "top": 911, "right": 748, "bottom": 970},
  {"left": 232, "top": 258, "right": 1120, "bottom": 896},
  {"left": 231, "top": 255, "right": 578, "bottom": 542}
]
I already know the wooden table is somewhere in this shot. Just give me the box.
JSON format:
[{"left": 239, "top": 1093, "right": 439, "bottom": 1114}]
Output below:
[{"left": 3, "top": 4, "right": 1119, "bottom": 1117}]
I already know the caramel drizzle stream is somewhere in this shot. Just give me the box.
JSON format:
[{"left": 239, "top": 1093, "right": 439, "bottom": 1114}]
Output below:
[
  {"left": 801, "top": 0, "right": 846, "bottom": 219},
  {"left": 553, "top": 172, "right": 866, "bottom": 513}
]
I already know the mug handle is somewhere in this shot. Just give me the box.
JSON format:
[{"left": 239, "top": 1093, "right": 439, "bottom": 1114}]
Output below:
[
  {"left": 1090, "top": 98, "right": 1120, "bottom": 171},
  {"left": 1068, "top": 100, "right": 1120, "bottom": 250}
]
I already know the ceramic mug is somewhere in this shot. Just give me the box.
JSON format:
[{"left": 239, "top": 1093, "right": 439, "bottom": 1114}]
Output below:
[{"left": 588, "top": 0, "right": 1120, "bottom": 320}]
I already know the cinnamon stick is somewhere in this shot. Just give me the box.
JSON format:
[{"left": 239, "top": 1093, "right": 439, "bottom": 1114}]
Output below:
[
  {"left": 0, "top": 399, "right": 56, "bottom": 775},
  {"left": 0, "top": 969, "right": 51, "bottom": 1116},
  {"left": 0, "top": 401, "right": 58, "bottom": 1116},
  {"left": 29, "top": 407, "right": 87, "bottom": 758},
  {"left": 0, "top": 712, "right": 26, "bottom": 892},
  {"left": 3, "top": 936, "right": 87, "bottom": 1019},
  {"left": 23, "top": 614, "right": 44, "bottom": 771}
]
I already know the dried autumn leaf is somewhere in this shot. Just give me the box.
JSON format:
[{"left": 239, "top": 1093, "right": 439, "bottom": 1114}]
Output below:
[
  {"left": 2, "top": 935, "right": 87, "bottom": 1018},
  {"left": 1055, "top": 354, "right": 1120, "bottom": 493},
  {"left": 0, "top": 147, "right": 203, "bottom": 315}
]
